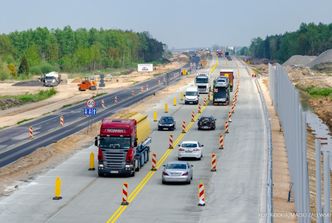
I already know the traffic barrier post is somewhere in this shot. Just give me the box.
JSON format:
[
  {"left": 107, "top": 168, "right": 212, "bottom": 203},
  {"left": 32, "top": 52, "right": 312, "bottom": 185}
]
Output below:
[
  {"left": 153, "top": 111, "right": 158, "bottom": 122},
  {"left": 52, "top": 176, "right": 62, "bottom": 200},
  {"left": 88, "top": 152, "right": 95, "bottom": 171},
  {"left": 101, "top": 99, "right": 106, "bottom": 108},
  {"left": 169, "top": 134, "right": 173, "bottom": 149},
  {"left": 173, "top": 97, "right": 177, "bottom": 106},
  {"left": 164, "top": 103, "right": 168, "bottom": 113},
  {"left": 191, "top": 111, "right": 195, "bottom": 122},
  {"left": 198, "top": 103, "right": 201, "bottom": 113},
  {"left": 141, "top": 86, "right": 144, "bottom": 93},
  {"left": 203, "top": 97, "right": 207, "bottom": 106},
  {"left": 228, "top": 111, "right": 232, "bottom": 122},
  {"left": 151, "top": 153, "right": 157, "bottom": 171},
  {"left": 60, "top": 115, "right": 64, "bottom": 127},
  {"left": 198, "top": 182, "right": 205, "bottom": 206},
  {"left": 219, "top": 134, "right": 224, "bottom": 149},
  {"left": 211, "top": 153, "right": 217, "bottom": 172},
  {"left": 29, "top": 126, "right": 33, "bottom": 139},
  {"left": 121, "top": 182, "right": 129, "bottom": 205},
  {"left": 224, "top": 121, "right": 229, "bottom": 134},
  {"left": 114, "top": 96, "right": 118, "bottom": 104},
  {"left": 182, "top": 121, "right": 186, "bottom": 133}
]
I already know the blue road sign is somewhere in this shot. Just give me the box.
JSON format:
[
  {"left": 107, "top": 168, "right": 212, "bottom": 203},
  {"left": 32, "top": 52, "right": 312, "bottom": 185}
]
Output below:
[{"left": 84, "top": 108, "right": 97, "bottom": 116}]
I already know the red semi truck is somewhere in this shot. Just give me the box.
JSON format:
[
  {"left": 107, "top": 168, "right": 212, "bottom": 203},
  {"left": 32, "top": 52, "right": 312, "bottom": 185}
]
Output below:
[{"left": 95, "top": 113, "right": 151, "bottom": 177}]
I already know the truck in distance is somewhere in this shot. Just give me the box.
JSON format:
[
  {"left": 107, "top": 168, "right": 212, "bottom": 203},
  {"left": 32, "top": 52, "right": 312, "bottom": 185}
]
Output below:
[
  {"left": 220, "top": 69, "right": 234, "bottom": 91},
  {"left": 41, "top": 71, "right": 61, "bottom": 87},
  {"left": 95, "top": 113, "right": 151, "bottom": 177},
  {"left": 195, "top": 74, "right": 210, "bottom": 94},
  {"left": 213, "top": 76, "right": 230, "bottom": 105}
]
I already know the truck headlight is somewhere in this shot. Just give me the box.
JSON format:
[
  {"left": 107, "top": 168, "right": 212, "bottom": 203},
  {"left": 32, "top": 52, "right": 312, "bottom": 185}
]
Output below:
[{"left": 99, "top": 164, "right": 104, "bottom": 168}]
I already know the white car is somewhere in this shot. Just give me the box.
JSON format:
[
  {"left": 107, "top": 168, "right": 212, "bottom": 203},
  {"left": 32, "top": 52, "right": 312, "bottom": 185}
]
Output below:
[
  {"left": 184, "top": 86, "right": 199, "bottom": 104},
  {"left": 178, "top": 141, "right": 203, "bottom": 160}
]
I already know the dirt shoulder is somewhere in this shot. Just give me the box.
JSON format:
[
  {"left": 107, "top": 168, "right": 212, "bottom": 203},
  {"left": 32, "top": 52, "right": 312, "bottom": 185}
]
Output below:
[
  {"left": 0, "top": 72, "right": 196, "bottom": 197},
  {"left": 0, "top": 57, "right": 188, "bottom": 128}
]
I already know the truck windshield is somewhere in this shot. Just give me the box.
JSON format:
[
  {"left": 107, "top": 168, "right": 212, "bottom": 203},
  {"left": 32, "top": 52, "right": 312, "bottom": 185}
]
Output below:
[
  {"left": 214, "top": 87, "right": 227, "bottom": 98},
  {"left": 196, "top": 77, "right": 208, "bottom": 83},
  {"left": 186, "top": 91, "right": 198, "bottom": 96},
  {"left": 99, "top": 137, "right": 131, "bottom": 149}
]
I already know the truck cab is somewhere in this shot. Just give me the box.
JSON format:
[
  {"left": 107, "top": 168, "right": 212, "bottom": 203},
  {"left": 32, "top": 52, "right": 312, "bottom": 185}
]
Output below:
[
  {"left": 220, "top": 69, "right": 234, "bottom": 92},
  {"left": 95, "top": 113, "right": 151, "bottom": 177},
  {"left": 195, "top": 74, "right": 210, "bottom": 94},
  {"left": 184, "top": 86, "right": 199, "bottom": 105},
  {"left": 213, "top": 77, "right": 230, "bottom": 105}
]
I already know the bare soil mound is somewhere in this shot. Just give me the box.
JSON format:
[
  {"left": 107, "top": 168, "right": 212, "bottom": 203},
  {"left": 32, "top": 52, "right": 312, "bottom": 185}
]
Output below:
[
  {"left": 308, "top": 49, "right": 332, "bottom": 71},
  {"left": 283, "top": 55, "right": 317, "bottom": 67}
]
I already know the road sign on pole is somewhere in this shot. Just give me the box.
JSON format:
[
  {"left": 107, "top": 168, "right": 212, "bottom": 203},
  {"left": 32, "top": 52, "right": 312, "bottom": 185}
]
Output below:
[
  {"left": 84, "top": 108, "right": 97, "bottom": 116},
  {"left": 86, "top": 99, "right": 96, "bottom": 108}
]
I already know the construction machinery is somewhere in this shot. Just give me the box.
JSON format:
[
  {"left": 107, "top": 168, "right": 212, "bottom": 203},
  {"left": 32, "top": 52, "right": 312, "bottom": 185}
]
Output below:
[{"left": 78, "top": 78, "right": 97, "bottom": 91}]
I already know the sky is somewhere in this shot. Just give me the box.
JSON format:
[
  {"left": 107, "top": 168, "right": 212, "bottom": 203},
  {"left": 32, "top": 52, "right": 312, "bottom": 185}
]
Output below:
[{"left": 0, "top": 0, "right": 331, "bottom": 49}]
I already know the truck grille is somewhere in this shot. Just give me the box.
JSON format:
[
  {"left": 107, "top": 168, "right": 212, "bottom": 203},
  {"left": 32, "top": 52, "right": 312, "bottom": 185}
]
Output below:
[
  {"left": 102, "top": 149, "right": 127, "bottom": 170},
  {"left": 197, "top": 86, "right": 206, "bottom": 89}
]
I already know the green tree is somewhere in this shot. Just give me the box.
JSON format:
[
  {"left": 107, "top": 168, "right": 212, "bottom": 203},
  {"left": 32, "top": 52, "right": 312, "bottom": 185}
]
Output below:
[{"left": 18, "top": 56, "right": 29, "bottom": 75}]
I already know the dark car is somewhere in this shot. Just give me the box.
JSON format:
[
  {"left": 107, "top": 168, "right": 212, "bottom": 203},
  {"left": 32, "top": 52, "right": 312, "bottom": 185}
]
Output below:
[
  {"left": 158, "top": 116, "right": 176, "bottom": 131},
  {"left": 197, "top": 116, "right": 216, "bottom": 130}
]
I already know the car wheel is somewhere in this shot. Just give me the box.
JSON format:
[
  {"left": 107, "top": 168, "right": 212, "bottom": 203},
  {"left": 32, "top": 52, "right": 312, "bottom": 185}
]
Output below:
[
  {"left": 98, "top": 172, "right": 105, "bottom": 177},
  {"left": 178, "top": 157, "right": 182, "bottom": 161},
  {"left": 162, "top": 180, "right": 166, "bottom": 184},
  {"left": 187, "top": 179, "right": 191, "bottom": 184}
]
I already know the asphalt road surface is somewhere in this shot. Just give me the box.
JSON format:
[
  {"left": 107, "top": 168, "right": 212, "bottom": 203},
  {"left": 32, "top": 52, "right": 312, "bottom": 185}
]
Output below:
[
  {"left": 0, "top": 58, "right": 195, "bottom": 167},
  {"left": 0, "top": 57, "right": 267, "bottom": 223}
]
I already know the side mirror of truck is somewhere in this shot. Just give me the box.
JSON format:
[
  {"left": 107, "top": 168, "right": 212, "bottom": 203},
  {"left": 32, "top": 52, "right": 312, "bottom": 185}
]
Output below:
[{"left": 94, "top": 137, "right": 98, "bottom": 147}]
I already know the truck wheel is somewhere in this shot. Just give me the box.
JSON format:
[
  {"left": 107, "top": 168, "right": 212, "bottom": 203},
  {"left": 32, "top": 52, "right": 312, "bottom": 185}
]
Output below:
[
  {"left": 135, "top": 159, "right": 140, "bottom": 172},
  {"left": 144, "top": 150, "right": 149, "bottom": 163}
]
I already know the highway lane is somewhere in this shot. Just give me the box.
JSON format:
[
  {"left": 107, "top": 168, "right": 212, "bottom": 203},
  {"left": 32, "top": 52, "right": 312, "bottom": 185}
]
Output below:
[
  {"left": 0, "top": 56, "right": 268, "bottom": 223},
  {"left": 0, "top": 60, "right": 215, "bottom": 223},
  {"left": 0, "top": 58, "right": 197, "bottom": 167},
  {"left": 111, "top": 57, "right": 267, "bottom": 223}
]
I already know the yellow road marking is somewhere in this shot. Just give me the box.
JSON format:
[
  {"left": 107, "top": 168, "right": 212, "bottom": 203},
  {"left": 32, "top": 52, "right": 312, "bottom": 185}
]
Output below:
[{"left": 106, "top": 62, "right": 216, "bottom": 223}]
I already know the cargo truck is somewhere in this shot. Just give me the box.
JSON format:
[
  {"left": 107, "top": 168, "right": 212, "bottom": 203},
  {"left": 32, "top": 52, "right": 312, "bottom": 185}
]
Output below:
[
  {"left": 41, "top": 71, "right": 61, "bottom": 87},
  {"left": 95, "top": 113, "right": 151, "bottom": 177},
  {"left": 220, "top": 69, "right": 234, "bottom": 92},
  {"left": 213, "top": 76, "right": 230, "bottom": 105},
  {"left": 195, "top": 74, "right": 210, "bottom": 94}
]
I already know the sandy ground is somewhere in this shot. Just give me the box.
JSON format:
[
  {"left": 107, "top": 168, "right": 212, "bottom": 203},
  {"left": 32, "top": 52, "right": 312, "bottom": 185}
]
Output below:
[
  {"left": 0, "top": 71, "right": 196, "bottom": 196},
  {"left": 0, "top": 57, "right": 188, "bottom": 128},
  {"left": 258, "top": 77, "right": 297, "bottom": 223}
]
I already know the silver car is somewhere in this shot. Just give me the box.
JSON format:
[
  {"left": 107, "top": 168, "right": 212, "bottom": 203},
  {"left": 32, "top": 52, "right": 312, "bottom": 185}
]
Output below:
[{"left": 162, "top": 161, "right": 193, "bottom": 184}]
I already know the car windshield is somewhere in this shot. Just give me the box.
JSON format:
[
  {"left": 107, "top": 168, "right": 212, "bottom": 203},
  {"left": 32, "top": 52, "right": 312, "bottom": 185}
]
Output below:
[
  {"left": 186, "top": 91, "right": 197, "bottom": 96},
  {"left": 160, "top": 117, "right": 174, "bottom": 124},
  {"left": 200, "top": 117, "right": 211, "bottom": 122},
  {"left": 99, "top": 137, "right": 131, "bottom": 149},
  {"left": 45, "top": 76, "right": 55, "bottom": 80},
  {"left": 166, "top": 163, "right": 187, "bottom": 169},
  {"left": 181, "top": 143, "right": 198, "bottom": 148},
  {"left": 196, "top": 77, "right": 208, "bottom": 83}
]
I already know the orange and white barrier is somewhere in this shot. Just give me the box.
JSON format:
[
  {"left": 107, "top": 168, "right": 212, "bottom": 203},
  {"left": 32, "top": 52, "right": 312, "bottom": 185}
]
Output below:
[
  {"left": 198, "top": 103, "right": 201, "bottom": 113},
  {"left": 191, "top": 111, "right": 195, "bottom": 122},
  {"left": 101, "top": 99, "right": 106, "bottom": 109},
  {"left": 121, "top": 182, "right": 129, "bottom": 205},
  {"left": 211, "top": 153, "right": 217, "bottom": 172},
  {"left": 60, "top": 115, "right": 64, "bottom": 127},
  {"left": 114, "top": 96, "right": 118, "bottom": 103},
  {"left": 198, "top": 182, "right": 206, "bottom": 206},
  {"left": 182, "top": 121, "right": 186, "bottom": 133},
  {"left": 146, "top": 84, "right": 149, "bottom": 91},
  {"left": 151, "top": 153, "right": 157, "bottom": 171},
  {"left": 228, "top": 111, "right": 232, "bottom": 122},
  {"left": 231, "top": 104, "right": 235, "bottom": 114},
  {"left": 224, "top": 121, "right": 229, "bottom": 134},
  {"left": 131, "top": 90, "right": 135, "bottom": 96},
  {"left": 29, "top": 126, "right": 33, "bottom": 139},
  {"left": 169, "top": 134, "right": 174, "bottom": 149},
  {"left": 140, "top": 86, "right": 144, "bottom": 93},
  {"left": 219, "top": 134, "right": 224, "bottom": 149},
  {"left": 203, "top": 97, "right": 207, "bottom": 106},
  {"left": 158, "top": 79, "right": 161, "bottom": 85}
]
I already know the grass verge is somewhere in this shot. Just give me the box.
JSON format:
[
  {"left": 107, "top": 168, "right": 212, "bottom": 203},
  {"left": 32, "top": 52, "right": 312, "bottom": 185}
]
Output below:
[
  {"left": 305, "top": 87, "right": 332, "bottom": 97},
  {"left": 17, "top": 118, "right": 34, "bottom": 125}
]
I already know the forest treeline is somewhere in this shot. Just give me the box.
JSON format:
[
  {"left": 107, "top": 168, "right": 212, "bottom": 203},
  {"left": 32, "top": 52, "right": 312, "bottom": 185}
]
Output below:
[
  {"left": 241, "top": 23, "right": 332, "bottom": 62},
  {"left": 0, "top": 26, "right": 165, "bottom": 79}
]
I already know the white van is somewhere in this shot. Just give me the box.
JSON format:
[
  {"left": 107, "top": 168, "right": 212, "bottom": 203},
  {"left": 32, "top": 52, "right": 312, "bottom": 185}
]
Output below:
[{"left": 184, "top": 86, "right": 199, "bottom": 105}]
